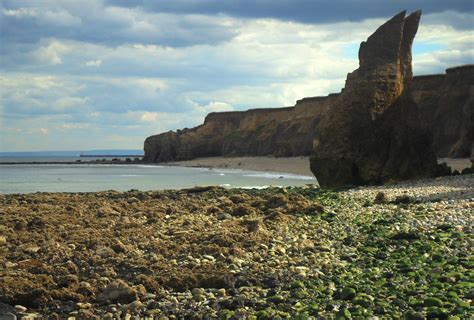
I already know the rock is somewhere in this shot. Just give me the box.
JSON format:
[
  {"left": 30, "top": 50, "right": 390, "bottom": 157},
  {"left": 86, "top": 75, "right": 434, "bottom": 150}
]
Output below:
[
  {"left": 266, "top": 194, "right": 289, "bottom": 208},
  {"left": 0, "top": 313, "right": 17, "bottom": 320},
  {"left": 191, "top": 288, "right": 205, "bottom": 296},
  {"left": 13, "top": 305, "right": 27, "bottom": 313},
  {"left": 241, "top": 219, "right": 261, "bottom": 232},
  {"left": 232, "top": 205, "right": 255, "bottom": 217},
  {"left": 310, "top": 10, "right": 439, "bottom": 187},
  {"left": 125, "top": 300, "right": 143, "bottom": 311},
  {"left": 424, "top": 297, "right": 443, "bottom": 307},
  {"left": 193, "top": 294, "right": 206, "bottom": 302},
  {"left": 0, "top": 236, "right": 6, "bottom": 246},
  {"left": 216, "top": 289, "right": 226, "bottom": 297},
  {"left": 217, "top": 213, "right": 232, "bottom": 220},
  {"left": 340, "top": 287, "right": 357, "bottom": 300},
  {"left": 413, "top": 65, "right": 474, "bottom": 157},
  {"left": 374, "top": 192, "right": 388, "bottom": 204},
  {"left": 393, "top": 195, "right": 413, "bottom": 204},
  {"left": 97, "top": 280, "right": 138, "bottom": 304},
  {"left": 111, "top": 240, "right": 128, "bottom": 253},
  {"left": 97, "top": 206, "right": 120, "bottom": 217}
]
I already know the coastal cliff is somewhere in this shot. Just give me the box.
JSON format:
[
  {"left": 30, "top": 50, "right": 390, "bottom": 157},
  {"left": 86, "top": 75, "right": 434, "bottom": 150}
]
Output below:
[
  {"left": 144, "top": 94, "right": 339, "bottom": 162},
  {"left": 144, "top": 31, "right": 472, "bottom": 164},
  {"left": 413, "top": 65, "right": 474, "bottom": 158},
  {"left": 144, "top": 64, "right": 473, "bottom": 163},
  {"left": 310, "top": 10, "right": 439, "bottom": 187}
]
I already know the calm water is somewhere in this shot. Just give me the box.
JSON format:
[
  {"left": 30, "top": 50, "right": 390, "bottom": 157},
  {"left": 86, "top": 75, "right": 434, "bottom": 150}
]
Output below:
[{"left": 0, "top": 158, "right": 316, "bottom": 194}]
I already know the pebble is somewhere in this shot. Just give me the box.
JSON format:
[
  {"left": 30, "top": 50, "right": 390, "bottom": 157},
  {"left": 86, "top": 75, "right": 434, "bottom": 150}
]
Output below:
[
  {"left": 0, "top": 236, "right": 7, "bottom": 246},
  {"left": 218, "top": 213, "right": 232, "bottom": 220},
  {"left": 76, "top": 302, "right": 91, "bottom": 309},
  {"left": 14, "top": 305, "right": 27, "bottom": 313},
  {"left": 193, "top": 294, "right": 206, "bottom": 302}
]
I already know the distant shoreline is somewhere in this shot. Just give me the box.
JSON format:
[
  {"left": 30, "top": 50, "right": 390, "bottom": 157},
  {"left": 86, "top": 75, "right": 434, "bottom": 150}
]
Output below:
[{"left": 2, "top": 156, "right": 471, "bottom": 177}]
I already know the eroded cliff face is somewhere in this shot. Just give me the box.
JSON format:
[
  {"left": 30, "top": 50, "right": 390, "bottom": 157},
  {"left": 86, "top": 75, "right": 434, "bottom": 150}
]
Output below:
[
  {"left": 143, "top": 94, "right": 339, "bottom": 162},
  {"left": 310, "top": 10, "right": 440, "bottom": 187},
  {"left": 143, "top": 11, "right": 472, "bottom": 165},
  {"left": 412, "top": 65, "right": 474, "bottom": 158}
]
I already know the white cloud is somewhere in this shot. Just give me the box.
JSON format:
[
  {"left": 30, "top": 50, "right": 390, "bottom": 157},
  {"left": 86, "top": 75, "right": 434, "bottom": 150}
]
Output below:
[
  {"left": 85, "top": 59, "right": 102, "bottom": 67},
  {"left": 140, "top": 111, "right": 159, "bottom": 122},
  {"left": 33, "top": 40, "right": 71, "bottom": 65}
]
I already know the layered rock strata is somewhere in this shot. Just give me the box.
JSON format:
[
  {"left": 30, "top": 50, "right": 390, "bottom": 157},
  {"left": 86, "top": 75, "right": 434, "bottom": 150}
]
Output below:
[
  {"left": 413, "top": 65, "right": 474, "bottom": 158},
  {"left": 310, "top": 10, "right": 439, "bottom": 187},
  {"left": 144, "top": 94, "right": 339, "bottom": 162}
]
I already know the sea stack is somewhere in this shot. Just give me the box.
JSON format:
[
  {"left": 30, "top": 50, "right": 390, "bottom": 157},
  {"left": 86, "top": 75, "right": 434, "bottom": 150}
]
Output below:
[{"left": 310, "top": 10, "right": 439, "bottom": 187}]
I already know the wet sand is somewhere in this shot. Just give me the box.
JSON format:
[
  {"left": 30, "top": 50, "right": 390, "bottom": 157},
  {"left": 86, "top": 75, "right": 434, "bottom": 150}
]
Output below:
[
  {"left": 167, "top": 156, "right": 471, "bottom": 176},
  {"left": 167, "top": 157, "right": 314, "bottom": 176}
]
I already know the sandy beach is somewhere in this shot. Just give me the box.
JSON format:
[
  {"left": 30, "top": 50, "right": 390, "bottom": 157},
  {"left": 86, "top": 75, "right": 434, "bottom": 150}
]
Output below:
[
  {"left": 166, "top": 156, "right": 472, "bottom": 176},
  {"left": 167, "top": 156, "right": 314, "bottom": 176}
]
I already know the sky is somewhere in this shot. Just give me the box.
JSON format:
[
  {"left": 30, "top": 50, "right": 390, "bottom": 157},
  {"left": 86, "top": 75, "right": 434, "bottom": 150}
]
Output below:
[{"left": 1, "top": 0, "right": 473, "bottom": 152}]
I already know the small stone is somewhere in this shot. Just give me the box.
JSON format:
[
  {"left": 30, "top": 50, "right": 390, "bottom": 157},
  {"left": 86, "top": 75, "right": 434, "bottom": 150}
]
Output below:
[
  {"left": 232, "top": 204, "right": 255, "bottom": 217},
  {"left": 218, "top": 213, "right": 232, "bottom": 220},
  {"left": 0, "top": 236, "right": 7, "bottom": 246},
  {"left": 76, "top": 302, "right": 91, "bottom": 309},
  {"left": 340, "top": 287, "right": 357, "bottom": 300},
  {"left": 14, "top": 305, "right": 27, "bottom": 313},
  {"left": 191, "top": 288, "right": 205, "bottom": 296},
  {"left": 97, "top": 206, "right": 120, "bottom": 217},
  {"left": 125, "top": 300, "right": 143, "bottom": 310},
  {"left": 216, "top": 289, "right": 226, "bottom": 297},
  {"left": 424, "top": 297, "right": 443, "bottom": 307},
  {"left": 0, "top": 313, "right": 16, "bottom": 320},
  {"left": 242, "top": 219, "right": 261, "bottom": 232},
  {"left": 374, "top": 191, "right": 387, "bottom": 204},
  {"left": 97, "top": 280, "right": 137, "bottom": 304},
  {"left": 202, "top": 255, "right": 215, "bottom": 261},
  {"left": 193, "top": 294, "right": 206, "bottom": 302}
]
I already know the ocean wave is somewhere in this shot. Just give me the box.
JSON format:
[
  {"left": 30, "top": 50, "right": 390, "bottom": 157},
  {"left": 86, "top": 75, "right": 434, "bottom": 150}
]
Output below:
[
  {"left": 240, "top": 185, "right": 274, "bottom": 190},
  {"left": 242, "top": 173, "right": 315, "bottom": 180}
]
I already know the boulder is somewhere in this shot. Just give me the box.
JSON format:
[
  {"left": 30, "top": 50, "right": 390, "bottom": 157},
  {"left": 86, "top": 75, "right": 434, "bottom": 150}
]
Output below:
[{"left": 310, "top": 10, "right": 439, "bottom": 187}]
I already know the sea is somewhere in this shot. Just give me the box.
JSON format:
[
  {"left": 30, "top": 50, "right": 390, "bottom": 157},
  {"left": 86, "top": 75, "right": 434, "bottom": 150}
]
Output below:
[{"left": 0, "top": 156, "right": 316, "bottom": 194}]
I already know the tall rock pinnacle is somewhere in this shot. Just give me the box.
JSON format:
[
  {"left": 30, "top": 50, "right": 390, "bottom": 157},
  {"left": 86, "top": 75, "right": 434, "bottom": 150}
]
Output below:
[{"left": 310, "top": 10, "right": 439, "bottom": 187}]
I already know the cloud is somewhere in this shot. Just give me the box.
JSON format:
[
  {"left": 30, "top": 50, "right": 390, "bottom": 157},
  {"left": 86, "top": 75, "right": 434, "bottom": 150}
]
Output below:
[
  {"left": 0, "top": 0, "right": 239, "bottom": 50},
  {"left": 106, "top": 0, "right": 473, "bottom": 26},
  {"left": 140, "top": 112, "right": 159, "bottom": 122},
  {"left": 33, "top": 40, "right": 71, "bottom": 65},
  {"left": 0, "top": 1, "right": 472, "bottom": 151},
  {"left": 85, "top": 59, "right": 102, "bottom": 67}
]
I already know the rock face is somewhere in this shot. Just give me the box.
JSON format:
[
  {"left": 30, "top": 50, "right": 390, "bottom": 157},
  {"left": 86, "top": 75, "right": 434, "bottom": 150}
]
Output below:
[
  {"left": 412, "top": 65, "right": 474, "bottom": 158},
  {"left": 310, "top": 10, "right": 439, "bottom": 187},
  {"left": 144, "top": 94, "right": 338, "bottom": 162}
]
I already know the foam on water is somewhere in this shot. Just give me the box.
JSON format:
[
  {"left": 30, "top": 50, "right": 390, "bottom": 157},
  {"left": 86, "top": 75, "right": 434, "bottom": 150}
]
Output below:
[
  {"left": 243, "top": 172, "right": 315, "bottom": 180},
  {"left": 1, "top": 160, "right": 316, "bottom": 193}
]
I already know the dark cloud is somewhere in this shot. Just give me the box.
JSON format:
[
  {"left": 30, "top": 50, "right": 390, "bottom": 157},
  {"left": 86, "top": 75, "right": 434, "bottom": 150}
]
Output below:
[
  {"left": 0, "top": 0, "right": 238, "bottom": 50},
  {"left": 106, "top": 0, "right": 473, "bottom": 26}
]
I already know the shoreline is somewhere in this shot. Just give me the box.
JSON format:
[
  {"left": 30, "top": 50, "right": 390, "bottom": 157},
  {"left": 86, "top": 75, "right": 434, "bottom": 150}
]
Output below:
[{"left": 0, "top": 156, "right": 471, "bottom": 177}]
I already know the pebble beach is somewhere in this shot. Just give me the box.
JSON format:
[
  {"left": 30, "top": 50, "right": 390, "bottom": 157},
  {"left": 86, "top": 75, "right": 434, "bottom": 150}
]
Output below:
[{"left": 0, "top": 174, "right": 473, "bottom": 319}]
